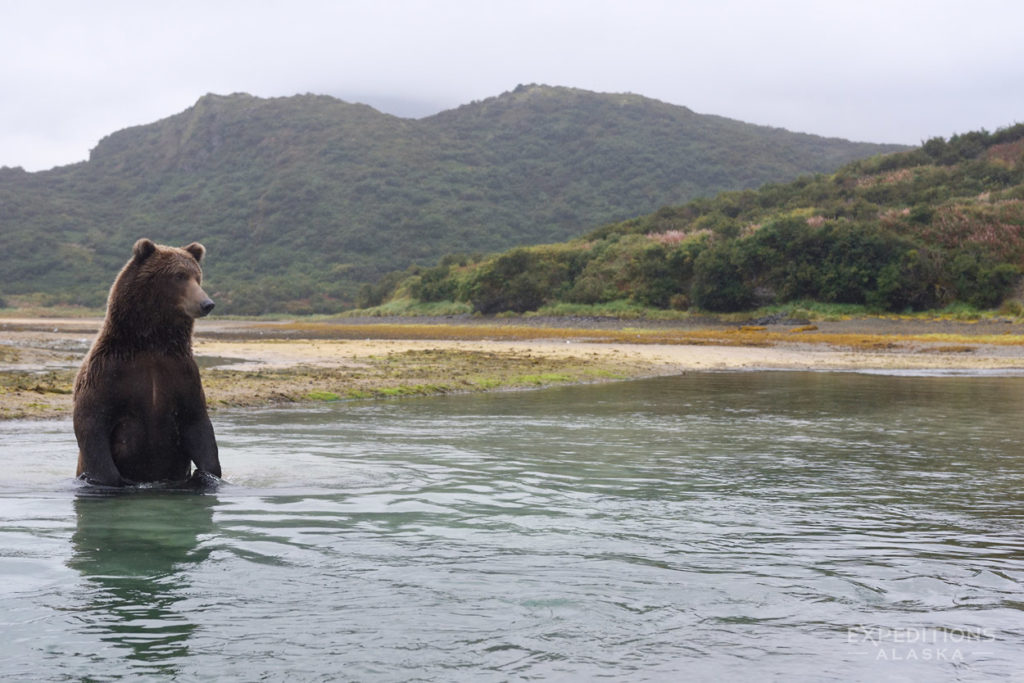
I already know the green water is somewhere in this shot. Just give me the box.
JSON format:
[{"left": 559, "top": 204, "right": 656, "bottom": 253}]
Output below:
[{"left": 2, "top": 372, "right": 1023, "bottom": 680}]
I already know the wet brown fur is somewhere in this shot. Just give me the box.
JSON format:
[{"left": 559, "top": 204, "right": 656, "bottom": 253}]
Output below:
[{"left": 73, "top": 239, "right": 221, "bottom": 486}]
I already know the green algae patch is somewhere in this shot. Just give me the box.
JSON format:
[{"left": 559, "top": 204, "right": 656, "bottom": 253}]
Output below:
[
  {"left": 306, "top": 390, "right": 342, "bottom": 401},
  {"left": 514, "top": 373, "right": 576, "bottom": 386}
]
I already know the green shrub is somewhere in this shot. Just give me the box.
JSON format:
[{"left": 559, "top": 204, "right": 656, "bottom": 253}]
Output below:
[
  {"left": 691, "top": 244, "right": 754, "bottom": 311},
  {"left": 867, "top": 249, "right": 946, "bottom": 311},
  {"left": 410, "top": 264, "right": 458, "bottom": 302},
  {"left": 949, "top": 251, "right": 1020, "bottom": 309},
  {"left": 466, "top": 248, "right": 571, "bottom": 314}
]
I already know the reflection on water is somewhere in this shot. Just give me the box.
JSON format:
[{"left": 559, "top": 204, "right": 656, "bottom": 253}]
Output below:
[
  {"left": 1, "top": 372, "right": 1024, "bottom": 680},
  {"left": 67, "top": 492, "right": 215, "bottom": 674}
]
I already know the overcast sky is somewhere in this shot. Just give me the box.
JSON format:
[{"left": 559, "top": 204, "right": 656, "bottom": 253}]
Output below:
[{"left": 3, "top": 0, "right": 1023, "bottom": 171}]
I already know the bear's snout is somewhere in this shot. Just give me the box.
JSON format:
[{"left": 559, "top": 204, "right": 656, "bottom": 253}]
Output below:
[{"left": 183, "top": 278, "right": 215, "bottom": 318}]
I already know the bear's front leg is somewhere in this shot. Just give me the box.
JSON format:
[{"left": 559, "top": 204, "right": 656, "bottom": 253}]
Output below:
[
  {"left": 183, "top": 415, "right": 221, "bottom": 480},
  {"left": 73, "top": 413, "right": 129, "bottom": 487}
]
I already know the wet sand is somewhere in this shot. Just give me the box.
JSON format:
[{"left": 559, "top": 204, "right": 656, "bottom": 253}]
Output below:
[{"left": 2, "top": 315, "right": 1024, "bottom": 419}]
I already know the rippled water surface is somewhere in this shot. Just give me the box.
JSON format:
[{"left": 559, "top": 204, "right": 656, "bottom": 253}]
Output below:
[{"left": 3, "top": 372, "right": 1024, "bottom": 680}]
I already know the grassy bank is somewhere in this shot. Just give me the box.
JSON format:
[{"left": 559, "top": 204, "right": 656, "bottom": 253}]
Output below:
[
  {"left": 199, "top": 346, "right": 640, "bottom": 412},
  {"left": 0, "top": 343, "right": 648, "bottom": 420},
  {"left": 3, "top": 314, "right": 1024, "bottom": 421}
]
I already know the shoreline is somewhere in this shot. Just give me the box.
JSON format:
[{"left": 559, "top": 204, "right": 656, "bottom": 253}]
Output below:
[{"left": 3, "top": 315, "right": 1024, "bottom": 420}]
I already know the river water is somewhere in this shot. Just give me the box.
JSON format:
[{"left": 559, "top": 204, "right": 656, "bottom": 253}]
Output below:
[{"left": 2, "top": 372, "right": 1023, "bottom": 681}]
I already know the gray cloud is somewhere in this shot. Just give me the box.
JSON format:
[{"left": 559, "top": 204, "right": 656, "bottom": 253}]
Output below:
[{"left": 2, "top": 0, "right": 1022, "bottom": 170}]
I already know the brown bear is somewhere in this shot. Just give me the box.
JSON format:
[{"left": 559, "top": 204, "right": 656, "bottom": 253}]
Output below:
[{"left": 73, "top": 238, "right": 221, "bottom": 487}]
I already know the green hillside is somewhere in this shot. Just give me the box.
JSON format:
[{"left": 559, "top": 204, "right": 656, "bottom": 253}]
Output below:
[
  {"left": 377, "top": 125, "right": 1024, "bottom": 315},
  {"left": 0, "top": 85, "right": 902, "bottom": 313}
]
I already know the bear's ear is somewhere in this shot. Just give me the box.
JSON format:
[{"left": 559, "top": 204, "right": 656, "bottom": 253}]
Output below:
[
  {"left": 182, "top": 242, "right": 206, "bottom": 263},
  {"left": 133, "top": 238, "right": 157, "bottom": 262}
]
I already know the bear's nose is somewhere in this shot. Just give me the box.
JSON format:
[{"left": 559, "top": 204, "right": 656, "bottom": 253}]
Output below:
[{"left": 199, "top": 299, "right": 215, "bottom": 317}]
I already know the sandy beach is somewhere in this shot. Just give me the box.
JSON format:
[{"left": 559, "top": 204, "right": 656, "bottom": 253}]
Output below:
[{"left": 3, "top": 315, "right": 1024, "bottom": 419}]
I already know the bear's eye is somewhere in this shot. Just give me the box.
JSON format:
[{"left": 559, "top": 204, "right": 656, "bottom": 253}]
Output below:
[{"left": 175, "top": 272, "right": 189, "bottom": 282}]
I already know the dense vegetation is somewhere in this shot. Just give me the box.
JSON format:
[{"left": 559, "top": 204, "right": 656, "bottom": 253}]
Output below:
[
  {"left": 0, "top": 85, "right": 901, "bottom": 314},
  {"left": 375, "top": 125, "right": 1024, "bottom": 314}
]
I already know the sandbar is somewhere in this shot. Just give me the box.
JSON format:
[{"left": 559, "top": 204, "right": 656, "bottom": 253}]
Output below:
[{"left": 2, "top": 315, "right": 1023, "bottom": 419}]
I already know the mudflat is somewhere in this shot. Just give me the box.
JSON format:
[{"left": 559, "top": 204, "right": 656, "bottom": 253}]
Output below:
[{"left": 3, "top": 315, "right": 1024, "bottom": 419}]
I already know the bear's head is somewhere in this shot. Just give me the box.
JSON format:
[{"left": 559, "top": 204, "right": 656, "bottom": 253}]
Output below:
[
  {"left": 106, "top": 238, "right": 215, "bottom": 331},
  {"left": 128, "top": 238, "right": 215, "bottom": 319}
]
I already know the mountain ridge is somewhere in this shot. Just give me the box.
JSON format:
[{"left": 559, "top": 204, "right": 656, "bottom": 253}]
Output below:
[{"left": 0, "top": 84, "right": 905, "bottom": 313}]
